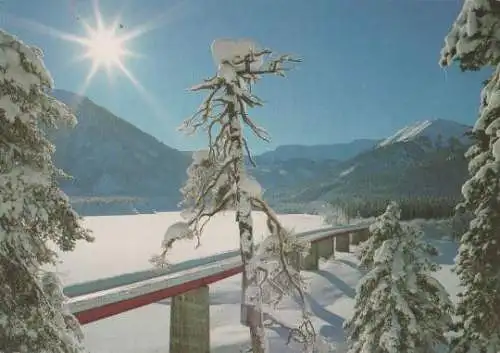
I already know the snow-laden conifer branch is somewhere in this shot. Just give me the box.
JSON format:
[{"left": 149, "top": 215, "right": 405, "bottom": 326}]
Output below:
[
  {"left": 439, "top": 3, "right": 500, "bottom": 352},
  {"left": 0, "top": 29, "right": 91, "bottom": 353},
  {"left": 358, "top": 201, "right": 403, "bottom": 270},
  {"left": 440, "top": 0, "right": 500, "bottom": 70}
]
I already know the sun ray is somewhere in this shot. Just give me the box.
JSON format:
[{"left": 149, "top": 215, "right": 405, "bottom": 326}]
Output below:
[
  {"left": 77, "top": 61, "right": 100, "bottom": 95},
  {"left": 115, "top": 59, "right": 141, "bottom": 87},
  {"left": 3, "top": 13, "right": 76, "bottom": 41},
  {"left": 4, "top": 0, "right": 174, "bottom": 122},
  {"left": 114, "top": 60, "right": 168, "bottom": 127},
  {"left": 91, "top": 0, "right": 105, "bottom": 31},
  {"left": 4, "top": 0, "right": 182, "bottom": 85}
]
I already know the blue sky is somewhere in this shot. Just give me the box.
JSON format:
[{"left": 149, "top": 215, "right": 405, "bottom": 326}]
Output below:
[{"left": 0, "top": 0, "right": 490, "bottom": 154}]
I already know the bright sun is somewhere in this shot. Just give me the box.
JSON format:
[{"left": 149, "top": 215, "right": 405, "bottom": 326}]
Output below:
[
  {"left": 73, "top": 16, "right": 136, "bottom": 86},
  {"left": 61, "top": 2, "right": 145, "bottom": 90},
  {"left": 84, "top": 26, "right": 126, "bottom": 69}
]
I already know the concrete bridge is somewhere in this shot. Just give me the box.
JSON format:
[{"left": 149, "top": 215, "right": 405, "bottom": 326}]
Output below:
[{"left": 64, "top": 223, "right": 371, "bottom": 353}]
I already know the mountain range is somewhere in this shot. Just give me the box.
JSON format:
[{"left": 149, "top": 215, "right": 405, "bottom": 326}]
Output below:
[
  {"left": 48, "top": 89, "right": 472, "bottom": 215},
  {"left": 256, "top": 139, "right": 378, "bottom": 162},
  {"left": 268, "top": 135, "right": 469, "bottom": 205},
  {"left": 48, "top": 90, "right": 190, "bottom": 214}
]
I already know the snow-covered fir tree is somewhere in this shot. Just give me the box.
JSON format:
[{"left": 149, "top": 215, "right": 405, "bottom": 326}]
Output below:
[
  {"left": 40, "top": 272, "right": 86, "bottom": 350},
  {"left": 358, "top": 201, "right": 404, "bottom": 270},
  {"left": 0, "top": 30, "right": 92, "bottom": 353},
  {"left": 440, "top": 1, "right": 500, "bottom": 352},
  {"left": 344, "top": 206, "right": 452, "bottom": 353},
  {"left": 151, "top": 39, "right": 329, "bottom": 353}
]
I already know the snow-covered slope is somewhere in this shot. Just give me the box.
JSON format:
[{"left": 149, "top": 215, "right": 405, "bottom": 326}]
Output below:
[
  {"left": 55, "top": 211, "right": 325, "bottom": 285},
  {"left": 378, "top": 119, "right": 470, "bottom": 148},
  {"left": 57, "top": 214, "right": 459, "bottom": 353}
]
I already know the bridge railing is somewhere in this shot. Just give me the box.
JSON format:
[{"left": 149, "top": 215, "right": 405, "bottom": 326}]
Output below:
[{"left": 64, "top": 223, "right": 371, "bottom": 353}]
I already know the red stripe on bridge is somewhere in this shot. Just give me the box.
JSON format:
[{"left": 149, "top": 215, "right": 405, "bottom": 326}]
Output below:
[
  {"left": 75, "top": 265, "right": 244, "bottom": 324},
  {"left": 70, "top": 225, "right": 370, "bottom": 325}
]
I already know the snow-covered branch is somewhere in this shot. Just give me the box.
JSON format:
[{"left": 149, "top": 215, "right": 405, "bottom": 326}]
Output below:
[
  {"left": 440, "top": 0, "right": 500, "bottom": 70},
  {"left": 250, "top": 196, "right": 320, "bottom": 350}
]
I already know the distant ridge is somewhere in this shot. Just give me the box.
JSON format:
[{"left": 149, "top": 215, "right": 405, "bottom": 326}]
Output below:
[
  {"left": 378, "top": 118, "right": 470, "bottom": 148},
  {"left": 256, "top": 139, "right": 378, "bottom": 162},
  {"left": 268, "top": 119, "right": 472, "bottom": 209}
]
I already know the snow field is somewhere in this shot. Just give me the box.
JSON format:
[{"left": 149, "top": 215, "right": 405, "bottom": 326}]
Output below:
[
  {"left": 54, "top": 211, "right": 325, "bottom": 286},
  {"left": 56, "top": 213, "right": 459, "bottom": 352}
]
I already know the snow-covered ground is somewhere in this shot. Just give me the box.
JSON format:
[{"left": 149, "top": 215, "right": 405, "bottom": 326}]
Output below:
[
  {"left": 56, "top": 213, "right": 460, "bottom": 353},
  {"left": 54, "top": 211, "right": 326, "bottom": 285}
]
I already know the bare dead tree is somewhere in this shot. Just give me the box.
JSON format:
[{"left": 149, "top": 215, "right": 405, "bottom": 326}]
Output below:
[{"left": 152, "top": 40, "right": 328, "bottom": 352}]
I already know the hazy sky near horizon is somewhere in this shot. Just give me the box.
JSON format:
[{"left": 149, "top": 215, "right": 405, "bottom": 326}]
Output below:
[{"left": 0, "top": 0, "right": 491, "bottom": 153}]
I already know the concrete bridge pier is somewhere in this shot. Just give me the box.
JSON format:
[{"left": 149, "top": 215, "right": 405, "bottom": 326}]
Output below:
[
  {"left": 335, "top": 233, "right": 350, "bottom": 252},
  {"left": 303, "top": 242, "right": 319, "bottom": 270},
  {"left": 317, "top": 237, "right": 334, "bottom": 260},
  {"left": 170, "top": 285, "right": 210, "bottom": 353}
]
